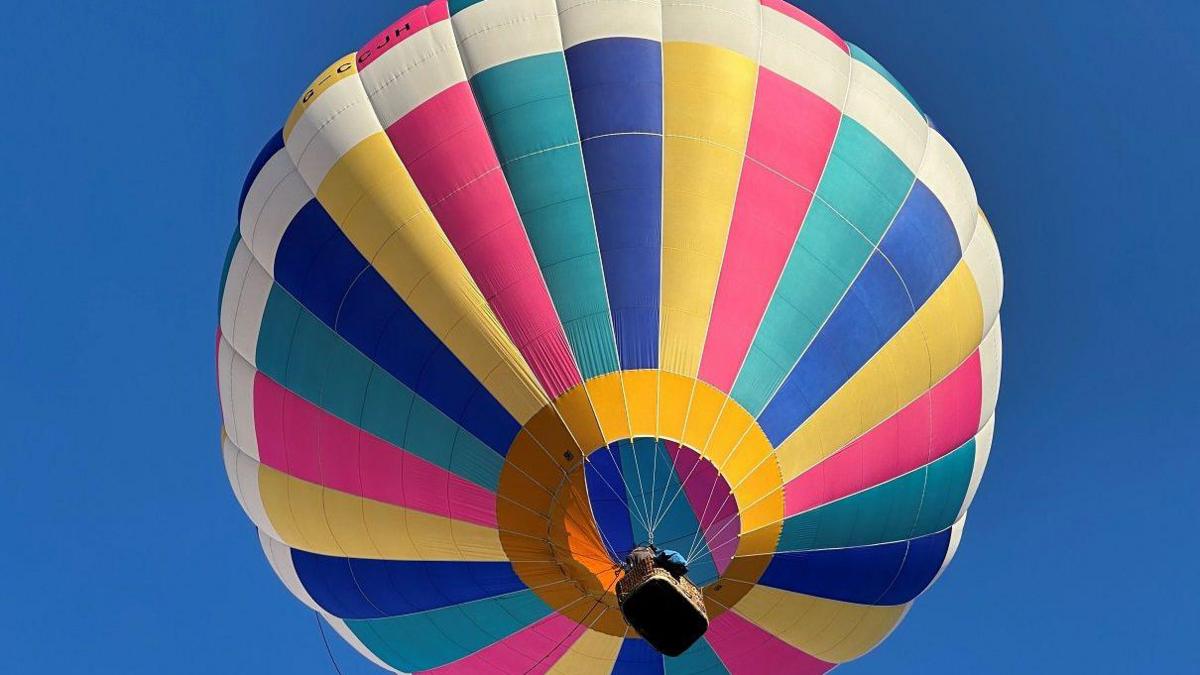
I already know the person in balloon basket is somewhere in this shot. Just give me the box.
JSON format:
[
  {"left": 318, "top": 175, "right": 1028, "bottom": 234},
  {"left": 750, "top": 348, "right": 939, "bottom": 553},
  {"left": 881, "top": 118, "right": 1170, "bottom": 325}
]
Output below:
[{"left": 624, "top": 544, "right": 689, "bottom": 579}]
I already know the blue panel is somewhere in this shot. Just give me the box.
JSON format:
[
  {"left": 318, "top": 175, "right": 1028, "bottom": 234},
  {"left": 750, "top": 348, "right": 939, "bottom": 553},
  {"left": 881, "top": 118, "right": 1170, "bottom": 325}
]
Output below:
[
  {"left": 274, "top": 200, "right": 367, "bottom": 326},
  {"left": 238, "top": 130, "right": 284, "bottom": 219},
  {"left": 567, "top": 38, "right": 663, "bottom": 138},
  {"left": 757, "top": 528, "right": 952, "bottom": 605},
  {"left": 880, "top": 180, "right": 962, "bottom": 307},
  {"left": 292, "top": 552, "right": 527, "bottom": 620},
  {"left": 585, "top": 449, "right": 636, "bottom": 560},
  {"left": 568, "top": 38, "right": 663, "bottom": 370},
  {"left": 272, "top": 201, "right": 519, "bottom": 453},
  {"left": 598, "top": 439, "right": 720, "bottom": 586},
  {"left": 583, "top": 134, "right": 662, "bottom": 370},
  {"left": 614, "top": 637, "right": 665, "bottom": 674},
  {"left": 759, "top": 251, "right": 914, "bottom": 445}
]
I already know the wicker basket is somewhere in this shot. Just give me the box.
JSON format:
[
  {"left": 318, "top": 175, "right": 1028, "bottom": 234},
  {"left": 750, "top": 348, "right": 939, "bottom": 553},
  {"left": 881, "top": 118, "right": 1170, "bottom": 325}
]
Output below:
[{"left": 617, "top": 550, "right": 708, "bottom": 656}]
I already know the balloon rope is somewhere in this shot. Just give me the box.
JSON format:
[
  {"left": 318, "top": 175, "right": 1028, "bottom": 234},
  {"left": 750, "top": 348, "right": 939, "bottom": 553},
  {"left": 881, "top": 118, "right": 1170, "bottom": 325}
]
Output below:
[
  {"left": 522, "top": 572, "right": 620, "bottom": 675},
  {"left": 314, "top": 612, "right": 344, "bottom": 675}
]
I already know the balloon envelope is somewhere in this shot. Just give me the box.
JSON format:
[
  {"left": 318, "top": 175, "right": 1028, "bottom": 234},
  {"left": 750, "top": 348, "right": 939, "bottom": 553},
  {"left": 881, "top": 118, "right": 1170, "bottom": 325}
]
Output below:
[{"left": 218, "top": 0, "right": 1003, "bottom": 671}]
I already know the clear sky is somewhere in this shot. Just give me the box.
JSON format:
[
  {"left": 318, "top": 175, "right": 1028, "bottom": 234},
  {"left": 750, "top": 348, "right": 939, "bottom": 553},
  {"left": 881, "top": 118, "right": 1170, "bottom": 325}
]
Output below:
[{"left": 2, "top": 1, "right": 1196, "bottom": 672}]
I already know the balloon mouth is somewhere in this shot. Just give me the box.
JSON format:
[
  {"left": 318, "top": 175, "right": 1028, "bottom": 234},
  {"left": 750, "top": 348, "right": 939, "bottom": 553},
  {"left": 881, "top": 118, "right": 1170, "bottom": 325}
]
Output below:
[
  {"left": 582, "top": 438, "right": 741, "bottom": 585},
  {"left": 493, "top": 372, "right": 787, "bottom": 638}
]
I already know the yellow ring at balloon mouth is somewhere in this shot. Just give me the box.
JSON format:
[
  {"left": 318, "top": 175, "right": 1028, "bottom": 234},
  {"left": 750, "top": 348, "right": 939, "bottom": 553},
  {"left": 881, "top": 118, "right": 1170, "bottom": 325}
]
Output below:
[{"left": 495, "top": 370, "right": 785, "bottom": 637}]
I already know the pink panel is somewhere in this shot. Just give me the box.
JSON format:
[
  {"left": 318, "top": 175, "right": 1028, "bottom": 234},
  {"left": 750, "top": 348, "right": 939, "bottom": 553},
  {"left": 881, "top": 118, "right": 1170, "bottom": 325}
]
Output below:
[
  {"left": 759, "top": 0, "right": 847, "bottom": 52},
  {"left": 707, "top": 611, "right": 833, "bottom": 674},
  {"left": 699, "top": 70, "right": 840, "bottom": 392},
  {"left": 355, "top": 2, "right": 436, "bottom": 70},
  {"left": 252, "top": 373, "right": 497, "bottom": 527},
  {"left": 386, "top": 82, "right": 580, "bottom": 398},
  {"left": 422, "top": 613, "right": 582, "bottom": 675},
  {"left": 665, "top": 443, "right": 740, "bottom": 575},
  {"left": 784, "top": 351, "right": 983, "bottom": 516}
]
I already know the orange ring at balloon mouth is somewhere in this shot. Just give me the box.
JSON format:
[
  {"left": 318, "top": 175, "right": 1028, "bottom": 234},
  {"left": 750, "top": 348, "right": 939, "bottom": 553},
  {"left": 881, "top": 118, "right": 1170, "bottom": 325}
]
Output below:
[{"left": 495, "top": 370, "right": 786, "bottom": 637}]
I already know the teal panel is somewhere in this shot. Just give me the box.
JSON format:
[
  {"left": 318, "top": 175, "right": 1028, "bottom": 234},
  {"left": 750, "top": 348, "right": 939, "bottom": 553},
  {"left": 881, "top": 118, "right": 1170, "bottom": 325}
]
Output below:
[
  {"left": 849, "top": 44, "right": 923, "bottom": 115},
  {"left": 448, "top": 0, "right": 487, "bottom": 14},
  {"left": 819, "top": 118, "right": 913, "bottom": 243},
  {"left": 255, "top": 285, "right": 303, "bottom": 381},
  {"left": 664, "top": 637, "right": 729, "bottom": 675},
  {"left": 777, "top": 439, "right": 976, "bottom": 552},
  {"left": 471, "top": 54, "right": 619, "bottom": 378},
  {"left": 614, "top": 440, "right": 719, "bottom": 586},
  {"left": 254, "top": 285, "right": 502, "bottom": 491},
  {"left": 731, "top": 117, "right": 913, "bottom": 416},
  {"left": 346, "top": 590, "right": 554, "bottom": 672},
  {"left": 731, "top": 200, "right": 871, "bottom": 414}
]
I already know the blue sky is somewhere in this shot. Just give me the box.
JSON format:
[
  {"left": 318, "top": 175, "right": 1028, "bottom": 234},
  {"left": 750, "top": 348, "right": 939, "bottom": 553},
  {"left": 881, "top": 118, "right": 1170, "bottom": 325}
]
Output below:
[{"left": 2, "top": 1, "right": 1196, "bottom": 672}]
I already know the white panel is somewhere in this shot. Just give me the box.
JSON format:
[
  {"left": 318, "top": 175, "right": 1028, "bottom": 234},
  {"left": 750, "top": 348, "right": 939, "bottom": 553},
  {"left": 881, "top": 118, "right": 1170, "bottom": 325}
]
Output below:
[
  {"left": 964, "top": 211, "right": 1004, "bottom": 331},
  {"left": 844, "top": 58, "right": 927, "bottom": 173},
  {"left": 928, "top": 518, "right": 966, "bottom": 588},
  {"left": 258, "top": 531, "right": 319, "bottom": 609},
  {"left": 760, "top": 6, "right": 849, "bottom": 107},
  {"left": 239, "top": 149, "right": 294, "bottom": 248},
  {"left": 217, "top": 339, "right": 236, "bottom": 431},
  {"left": 557, "top": 0, "right": 662, "bottom": 48},
  {"left": 918, "top": 130, "right": 978, "bottom": 251},
  {"left": 229, "top": 348, "right": 259, "bottom": 461},
  {"left": 978, "top": 321, "right": 1002, "bottom": 425},
  {"left": 247, "top": 168, "right": 311, "bottom": 277},
  {"left": 221, "top": 430, "right": 249, "bottom": 512},
  {"left": 360, "top": 22, "right": 467, "bottom": 126},
  {"left": 452, "top": 0, "right": 564, "bottom": 77},
  {"left": 285, "top": 75, "right": 382, "bottom": 189},
  {"left": 219, "top": 242, "right": 253, "bottom": 345},
  {"left": 662, "top": 0, "right": 760, "bottom": 61},
  {"left": 218, "top": 336, "right": 258, "bottom": 458},
  {"left": 224, "top": 434, "right": 279, "bottom": 540},
  {"left": 958, "top": 414, "right": 995, "bottom": 521},
  {"left": 230, "top": 252, "right": 273, "bottom": 366}
]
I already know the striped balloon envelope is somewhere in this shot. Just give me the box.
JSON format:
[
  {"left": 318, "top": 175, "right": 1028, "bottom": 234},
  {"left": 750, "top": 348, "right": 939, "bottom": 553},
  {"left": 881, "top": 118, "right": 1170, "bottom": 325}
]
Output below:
[{"left": 217, "top": 0, "right": 1003, "bottom": 671}]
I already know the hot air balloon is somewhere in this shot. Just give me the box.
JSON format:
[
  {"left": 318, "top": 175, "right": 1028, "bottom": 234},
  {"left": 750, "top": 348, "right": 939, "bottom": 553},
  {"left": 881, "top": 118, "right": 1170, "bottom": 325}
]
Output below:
[{"left": 217, "top": 0, "right": 1002, "bottom": 671}]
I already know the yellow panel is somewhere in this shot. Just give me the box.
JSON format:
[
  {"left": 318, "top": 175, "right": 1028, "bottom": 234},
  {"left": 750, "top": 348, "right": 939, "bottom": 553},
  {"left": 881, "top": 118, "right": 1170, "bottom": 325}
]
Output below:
[
  {"left": 525, "top": 407, "right": 584, "bottom": 461},
  {"left": 589, "top": 607, "right": 629, "bottom": 639},
  {"left": 775, "top": 262, "right": 985, "bottom": 481},
  {"left": 682, "top": 382, "right": 725, "bottom": 450},
  {"left": 548, "top": 628, "right": 624, "bottom": 675},
  {"left": 257, "top": 466, "right": 319, "bottom": 552},
  {"left": 722, "top": 434, "right": 773, "bottom": 489},
  {"left": 497, "top": 498, "right": 548, "bottom": 537},
  {"left": 257, "top": 464, "right": 505, "bottom": 560},
  {"left": 556, "top": 386, "right": 607, "bottom": 454},
  {"left": 658, "top": 372, "right": 694, "bottom": 440},
  {"left": 313, "top": 133, "right": 547, "bottom": 423},
  {"left": 736, "top": 462, "right": 785, "bottom": 509},
  {"left": 702, "top": 404, "right": 753, "bottom": 467},
  {"left": 736, "top": 490, "right": 785, "bottom": 533},
  {"left": 622, "top": 370, "right": 659, "bottom": 437},
  {"left": 283, "top": 54, "right": 358, "bottom": 140},
  {"left": 365, "top": 501, "right": 506, "bottom": 560},
  {"left": 660, "top": 41, "right": 757, "bottom": 377},
  {"left": 733, "top": 585, "right": 906, "bottom": 663},
  {"left": 585, "top": 372, "right": 631, "bottom": 443},
  {"left": 506, "top": 430, "right": 564, "bottom": 492},
  {"left": 498, "top": 465, "right": 554, "bottom": 514}
]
